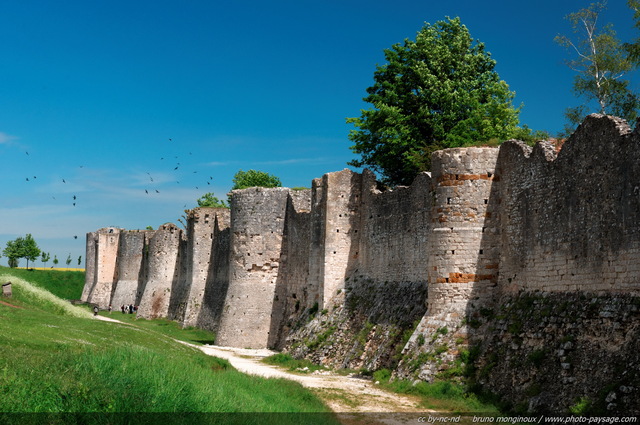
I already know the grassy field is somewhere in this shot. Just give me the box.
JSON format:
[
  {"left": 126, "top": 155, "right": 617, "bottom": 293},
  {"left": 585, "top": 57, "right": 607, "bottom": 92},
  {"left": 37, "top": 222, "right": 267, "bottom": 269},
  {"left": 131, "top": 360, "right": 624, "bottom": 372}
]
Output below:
[
  {"left": 0, "top": 272, "right": 339, "bottom": 423},
  {"left": 1, "top": 265, "right": 85, "bottom": 300}
]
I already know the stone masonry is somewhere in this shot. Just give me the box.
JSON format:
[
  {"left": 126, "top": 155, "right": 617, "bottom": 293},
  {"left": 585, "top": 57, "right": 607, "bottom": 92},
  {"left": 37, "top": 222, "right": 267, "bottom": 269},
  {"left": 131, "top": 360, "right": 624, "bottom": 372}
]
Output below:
[{"left": 82, "top": 114, "right": 640, "bottom": 413}]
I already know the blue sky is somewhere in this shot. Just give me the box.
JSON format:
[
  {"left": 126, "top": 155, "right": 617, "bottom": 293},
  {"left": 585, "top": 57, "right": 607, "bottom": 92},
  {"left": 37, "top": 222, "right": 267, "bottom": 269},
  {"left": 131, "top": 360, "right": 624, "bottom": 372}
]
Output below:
[{"left": 1, "top": 0, "right": 637, "bottom": 268}]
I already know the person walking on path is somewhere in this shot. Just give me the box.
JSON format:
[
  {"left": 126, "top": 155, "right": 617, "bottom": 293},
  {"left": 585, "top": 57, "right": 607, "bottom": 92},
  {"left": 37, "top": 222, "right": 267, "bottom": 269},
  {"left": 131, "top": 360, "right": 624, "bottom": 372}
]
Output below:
[{"left": 93, "top": 305, "right": 99, "bottom": 316}]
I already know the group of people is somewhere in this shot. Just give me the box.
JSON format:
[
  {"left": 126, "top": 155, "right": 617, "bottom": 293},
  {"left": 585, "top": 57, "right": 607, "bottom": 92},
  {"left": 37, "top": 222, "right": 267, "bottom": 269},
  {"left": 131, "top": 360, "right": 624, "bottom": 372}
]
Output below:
[
  {"left": 121, "top": 304, "right": 137, "bottom": 314},
  {"left": 93, "top": 304, "right": 138, "bottom": 316}
]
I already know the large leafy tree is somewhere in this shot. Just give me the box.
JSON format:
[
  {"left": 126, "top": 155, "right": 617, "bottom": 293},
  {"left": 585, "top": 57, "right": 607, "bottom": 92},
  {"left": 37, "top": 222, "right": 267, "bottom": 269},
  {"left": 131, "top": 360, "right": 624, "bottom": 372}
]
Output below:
[
  {"left": 555, "top": 1, "right": 639, "bottom": 136},
  {"left": 347, "top": 17, "right": 520, "bottom": 186}
]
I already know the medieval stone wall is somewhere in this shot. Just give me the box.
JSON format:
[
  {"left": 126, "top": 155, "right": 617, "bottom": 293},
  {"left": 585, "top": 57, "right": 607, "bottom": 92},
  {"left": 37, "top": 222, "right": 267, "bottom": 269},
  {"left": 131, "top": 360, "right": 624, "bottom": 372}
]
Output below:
[
  {"left": 137, "top": 223, "right": 183, "bottom": 319},
  {"left": 84, "top": 227, "right": 122, "bottom": 308},
  {"left": 214, "top": 187, "right": 291, "bottom": 348},
  {"left": 195, "top": 210, "right": 231, "bottom": 332},
  {"left": 308, "top": 169, "right": 363, "bottom": 309},
  {"left": 81, "top": 114, "right": 640, "bottom": 414},
  {"left": 174, "top": 208, "right": 227, "bottom": 327},
  {"left": 357, "top": 170, "right": 431, "bottom": 284},
  {"left": 497, "top": 115, "right": 640, "bottom": 295},
  {"left": 268, "top": 190, "right": 312, "bottom": 349},
  {"left": 111, "top": 230, "right": 151, "bottom": 309}
]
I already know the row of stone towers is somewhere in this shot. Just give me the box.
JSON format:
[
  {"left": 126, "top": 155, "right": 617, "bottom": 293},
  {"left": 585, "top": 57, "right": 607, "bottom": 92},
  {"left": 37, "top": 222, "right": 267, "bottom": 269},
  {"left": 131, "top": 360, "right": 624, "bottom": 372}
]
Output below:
[
  {"left": 81, "top": 114, "right": 640, "bottom": 350},
  {"left": 81, "top": 144, "right": 502, "bottom": 349}
]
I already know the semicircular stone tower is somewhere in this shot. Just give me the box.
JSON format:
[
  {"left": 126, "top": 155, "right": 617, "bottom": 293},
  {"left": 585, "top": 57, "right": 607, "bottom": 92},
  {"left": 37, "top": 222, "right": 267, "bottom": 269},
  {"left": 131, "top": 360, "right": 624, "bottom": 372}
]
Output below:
[
  {"left": 427, "top": 147, "right": 501, "bottom": 321},
  {"left": 137, "top": 223, "right": 183, "bottom": 319}
]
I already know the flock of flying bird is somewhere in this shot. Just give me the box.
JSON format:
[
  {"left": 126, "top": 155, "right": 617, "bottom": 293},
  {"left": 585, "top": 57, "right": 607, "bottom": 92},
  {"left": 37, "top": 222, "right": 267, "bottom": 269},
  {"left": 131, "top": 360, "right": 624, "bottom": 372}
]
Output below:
[{"left": 21, "top": 139, "right": 219, "bottom": 240}]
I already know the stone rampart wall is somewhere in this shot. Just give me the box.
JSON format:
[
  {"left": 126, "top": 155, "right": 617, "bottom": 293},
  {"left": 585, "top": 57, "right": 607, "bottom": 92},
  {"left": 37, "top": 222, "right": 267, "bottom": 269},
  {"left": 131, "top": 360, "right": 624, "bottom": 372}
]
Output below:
[
  {"left": 214, "top": 187, "right": 291, "bottom": 348},
  {"left": 357, "top": 170, "right": 431, "bottom": 285},
  {"left": 269, "top": 190, "right": 312, "bottom": 349},
  {"left": 111, "top": 230, "right": 151, "bottom": 308},
  {"left": 176, "top": 208, "right": 226, "bottom": 327},
  {"left": 497, "top": 114, "right": 640, "bottom": 295},
  {"left": 81, "top": 115, "right": 640, "bottom": 414},
  {"left": 195, "top": 211, "right": 231, "bottom": 332},
  {"left": 137, "top": 223, "right": 183, "bottom": 319}
]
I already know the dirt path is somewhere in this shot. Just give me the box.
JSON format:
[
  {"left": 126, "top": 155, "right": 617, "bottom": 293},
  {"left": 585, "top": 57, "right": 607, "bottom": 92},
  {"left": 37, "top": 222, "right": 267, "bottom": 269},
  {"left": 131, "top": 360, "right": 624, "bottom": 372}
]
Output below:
[
  {"left": 184, "top": 342, "right": 438, "bottom": 424},
  {"left": 95, "top": 315, "right": 437, "bottom": 424},
  {"left": 0, "top": 299, "right": 23, "bottom": 309}
]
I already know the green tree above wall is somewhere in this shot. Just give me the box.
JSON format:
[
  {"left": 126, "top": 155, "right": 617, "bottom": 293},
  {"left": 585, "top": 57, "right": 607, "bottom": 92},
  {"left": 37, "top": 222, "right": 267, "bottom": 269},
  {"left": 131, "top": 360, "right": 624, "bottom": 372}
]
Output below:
[
  {"left": 555, "top": 1, "right": 639, "bottom": 136},
  {"left": 231, "top": 169, "right": 282, "bottom": 190},
  {"left": 347, "top": 16, "right": 522, "bottom": 186},
  {"left": 196, "top": 192, "right": 229, "bottom": 208}
]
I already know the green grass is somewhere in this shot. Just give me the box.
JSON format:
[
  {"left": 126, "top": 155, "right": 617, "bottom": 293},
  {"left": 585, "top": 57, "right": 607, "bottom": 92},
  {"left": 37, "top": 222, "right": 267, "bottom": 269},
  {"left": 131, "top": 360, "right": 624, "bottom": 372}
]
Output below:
[
  {"left": 372, "top": 369, "right": 499, "bottom": 414},
  {"left": 0, "top": 275, "right": 338, "bottom": 422},
  {"left": 103, "top": 312, "right": 216, "bottom": 346},
  {"left": 0, "top": 265, "right": 85, "bottom": 300}
]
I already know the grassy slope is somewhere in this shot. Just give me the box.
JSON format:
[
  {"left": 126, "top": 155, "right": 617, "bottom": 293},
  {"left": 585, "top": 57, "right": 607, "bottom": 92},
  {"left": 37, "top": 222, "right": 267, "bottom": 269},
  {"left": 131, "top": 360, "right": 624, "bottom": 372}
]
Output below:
[
  {"left": 0, "top": 266, "right": 85, "bottom": 300},
  {"left": 0, "top": 273, "right": 338, "bottom": 423}
]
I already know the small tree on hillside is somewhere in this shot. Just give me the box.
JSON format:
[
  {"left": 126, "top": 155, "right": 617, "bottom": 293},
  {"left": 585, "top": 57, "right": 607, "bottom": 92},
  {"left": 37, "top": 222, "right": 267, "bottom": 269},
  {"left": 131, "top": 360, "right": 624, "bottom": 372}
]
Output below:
[
  {"left": 22, "top": 234, "right": 41, "bottom": 269},
  {"left": 66, "top": 254, "right": 72, "bottom": 267},
  {"left": 3, "top": 237, "right": 24, "bottom": 268},
  {"left": 77, "top": 255, "right": 82, "bottom": 266},
  {"left": 53, "top": 255, "right": 59, "bottom": 268},
  {"left": 41, "top": 252, "right": 50, "bottom": 268}
]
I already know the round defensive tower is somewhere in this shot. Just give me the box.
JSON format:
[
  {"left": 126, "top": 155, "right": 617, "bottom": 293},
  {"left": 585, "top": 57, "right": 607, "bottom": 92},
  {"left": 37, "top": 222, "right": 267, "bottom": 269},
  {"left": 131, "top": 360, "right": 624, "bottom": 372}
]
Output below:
[
  {"left": 215, "top": 187, "right": 290, "bottom": 349},
  {"left": 111, "top": 230, "right": 150, "bottom": 308},
  {"left": 428, "top": 147, "right": 500, "bottom": 319},
  {"left": 137, "top": 223, "right": 183, "bottom": 319},
  {"left": 86, "top": 227, "right": 122, "bottom": 308}
]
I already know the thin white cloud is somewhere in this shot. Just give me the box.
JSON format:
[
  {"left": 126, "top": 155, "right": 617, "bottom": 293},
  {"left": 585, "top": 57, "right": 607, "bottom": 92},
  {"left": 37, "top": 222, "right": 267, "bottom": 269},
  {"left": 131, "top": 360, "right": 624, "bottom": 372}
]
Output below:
[
  {"left": 250, "top": 157, "right": 335, "bottom": 166},
  {"left": 204, "top": 157, "right": 337, "bottom": 167},
  {"left": 0, "top": 132, "right": 17, "bottom": 144},
  {"left": 205, "top": 161, "right": 234, "bottom": 167}
]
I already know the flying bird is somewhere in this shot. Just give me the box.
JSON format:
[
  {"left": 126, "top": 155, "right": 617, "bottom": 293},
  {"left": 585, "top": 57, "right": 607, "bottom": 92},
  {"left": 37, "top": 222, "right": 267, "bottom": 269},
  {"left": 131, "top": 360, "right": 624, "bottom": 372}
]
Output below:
[
  {"left": 74, "top": 236, "right": 78, "bottom": 239},
  {"left": 25, "top": 151, "right": 29, "bottom": 155},
  {"left": 73, "top": 195, "right": 76, "bottom": 200},
  {"left": 62, "top": 179, "right": 66, "bottom": 183},
  {"left": 155, "top": 190, "right": 159, "bottom": 193},
  {"left": 25, "top": 178, "right": 29, "bottom": 181},
  {"left": 145, "top": 190, "right": 149, "bottom": 194}
]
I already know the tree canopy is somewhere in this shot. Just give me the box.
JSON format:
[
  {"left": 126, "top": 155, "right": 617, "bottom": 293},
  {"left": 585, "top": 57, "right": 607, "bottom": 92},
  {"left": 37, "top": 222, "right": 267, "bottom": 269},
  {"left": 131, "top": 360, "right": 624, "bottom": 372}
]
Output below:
[
  {"left": 625, "top": 0, "right": 640, "bottom": 65},
  {"left": 197, "top": 192, "right": 229, "bottom": 208},
  {"left": 2, "top": 234, "right": 41, "bottom": 269},
  {"left": 347, "top": 16, "right": 521, "bottom": 186},
  {"left": 231, "top": 170, "right": 282, "bottom": 190},
  {"left": 555, "top": 1, "right": 639, "bottom": 136}
]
